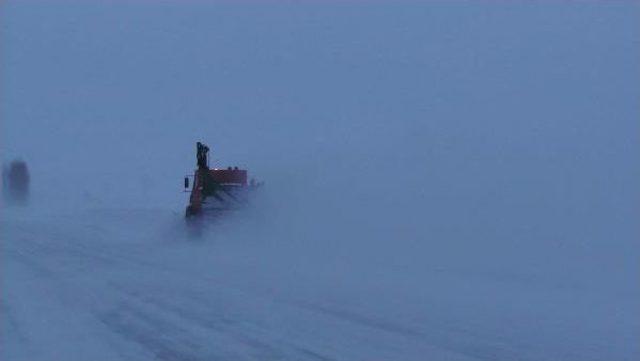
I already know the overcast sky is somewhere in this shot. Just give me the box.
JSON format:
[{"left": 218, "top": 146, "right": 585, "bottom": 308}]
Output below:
[{"left": 1, "top": 1, "right": 638, "bottom": 240}]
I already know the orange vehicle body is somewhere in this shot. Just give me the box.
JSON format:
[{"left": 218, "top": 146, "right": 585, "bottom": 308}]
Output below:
[
  {"left": 185, "top": 142, "right": 259, "bottom": 217},
  {"left": 210, "top": 169, "right": 247, "bottom": 186}
]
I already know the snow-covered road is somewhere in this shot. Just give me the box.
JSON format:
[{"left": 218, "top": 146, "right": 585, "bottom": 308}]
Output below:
[
  {"left": 1, "top": 205, "right": 637, "bottom": 361},
  {"left": 0, "top": 208, "right": 476, "bottom": 361}
]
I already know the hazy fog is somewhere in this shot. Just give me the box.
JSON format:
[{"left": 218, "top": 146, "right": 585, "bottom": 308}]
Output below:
[{"left": 1, "top": 2, "right": 638, "bottom": 360}]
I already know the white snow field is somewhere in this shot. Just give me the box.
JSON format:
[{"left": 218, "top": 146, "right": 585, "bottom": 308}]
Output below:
[
  {"left": 1, "top": 2, "right": 639, "bottom": 361},
  {"left": 1, "top": 187, "right": 638, "bottom": 361}
]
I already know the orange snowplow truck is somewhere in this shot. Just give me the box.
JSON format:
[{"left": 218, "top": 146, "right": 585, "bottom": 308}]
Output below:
[{"left": 184, "top": 142, "right": 260, "bottom": 217}]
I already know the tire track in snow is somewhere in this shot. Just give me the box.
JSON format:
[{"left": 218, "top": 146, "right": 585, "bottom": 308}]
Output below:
[
  {"left": 105, "top": 283, "right": 335, "bottom": 361},
  {"left": 293, "top": 301, "right": 529, "bottom": 361}
]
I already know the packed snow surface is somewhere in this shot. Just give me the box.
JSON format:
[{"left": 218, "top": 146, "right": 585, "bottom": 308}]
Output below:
[{"left": 1, "top": 192, "right": 637, "bottom": 361}]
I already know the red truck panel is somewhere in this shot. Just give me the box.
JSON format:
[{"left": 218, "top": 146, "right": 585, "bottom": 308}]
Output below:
[{"left": 210, "top": 169, "right": 247, "bottom": 185}]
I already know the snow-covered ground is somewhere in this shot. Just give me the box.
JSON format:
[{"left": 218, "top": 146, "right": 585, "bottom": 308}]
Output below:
[
  {"left": 1, "top": 193, "right": 638, "bottom": 361},
  {"left": 1, "top": 2, "right": 639, "bottom": 360}
]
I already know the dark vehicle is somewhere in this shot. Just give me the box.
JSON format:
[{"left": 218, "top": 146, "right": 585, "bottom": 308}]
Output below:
[{"left": 2, "top": 160, "right": 30, "bottom": 204}]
